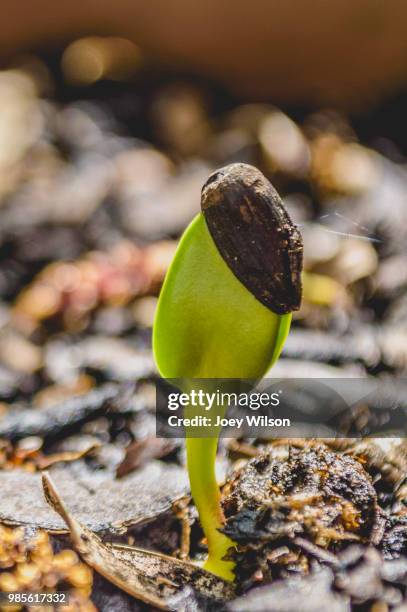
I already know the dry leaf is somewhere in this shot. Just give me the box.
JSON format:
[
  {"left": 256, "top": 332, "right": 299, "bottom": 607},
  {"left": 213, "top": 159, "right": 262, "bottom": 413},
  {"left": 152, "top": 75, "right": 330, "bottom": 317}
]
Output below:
[
  {"left": 116, "top": 437, "right": 177, "bottom": 477},
  {"left": 0, "top": 460, "right": 189, "bottom": 533},
  {"left": 42, "top": 472, "right": 234, "bottom": 610}
]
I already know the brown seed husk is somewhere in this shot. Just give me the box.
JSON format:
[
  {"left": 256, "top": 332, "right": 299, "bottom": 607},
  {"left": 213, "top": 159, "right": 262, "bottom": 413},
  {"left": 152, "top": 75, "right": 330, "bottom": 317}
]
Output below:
[{"left": 201, "top": 163, "right": 303, "bottom": 314}]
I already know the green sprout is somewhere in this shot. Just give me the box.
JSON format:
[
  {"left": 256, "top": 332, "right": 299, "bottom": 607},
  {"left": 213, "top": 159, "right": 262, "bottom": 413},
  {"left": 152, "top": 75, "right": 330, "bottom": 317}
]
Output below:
[{"left": 153, "top": 163, "right": 302, "bottom": 581}]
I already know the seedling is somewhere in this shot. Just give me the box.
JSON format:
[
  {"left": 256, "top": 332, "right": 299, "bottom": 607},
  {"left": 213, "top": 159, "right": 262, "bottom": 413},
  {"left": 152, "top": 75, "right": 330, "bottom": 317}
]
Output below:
[{"left": 153, "top": 163, "right": 302, "bottom": 580}]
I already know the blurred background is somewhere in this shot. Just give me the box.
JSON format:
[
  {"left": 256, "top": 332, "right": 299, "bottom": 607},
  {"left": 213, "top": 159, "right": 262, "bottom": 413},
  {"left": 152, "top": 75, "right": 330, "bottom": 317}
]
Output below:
[
  {"left": 0, "top": 0, "right": 407, "bottom": 381},
  {"left": 0, "top": 1, "right": 406, "bottom": 404}
]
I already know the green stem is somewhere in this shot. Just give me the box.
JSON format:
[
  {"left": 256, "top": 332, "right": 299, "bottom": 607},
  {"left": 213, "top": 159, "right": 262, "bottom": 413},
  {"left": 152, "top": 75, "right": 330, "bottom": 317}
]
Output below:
[
  {"left": 183, "top": 313, "right": 292, "bottom": 582},
  {"left": 186, "top": 436, "right": 235, "bottom": 581}
]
